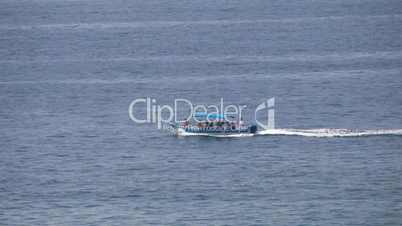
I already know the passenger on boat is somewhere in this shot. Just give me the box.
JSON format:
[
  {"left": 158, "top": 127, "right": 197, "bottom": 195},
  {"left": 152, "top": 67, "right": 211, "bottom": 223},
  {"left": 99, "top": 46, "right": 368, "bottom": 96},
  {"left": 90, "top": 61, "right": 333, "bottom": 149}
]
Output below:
[{"left": 239, "top": 117, "right": 244, "bottom": 127}]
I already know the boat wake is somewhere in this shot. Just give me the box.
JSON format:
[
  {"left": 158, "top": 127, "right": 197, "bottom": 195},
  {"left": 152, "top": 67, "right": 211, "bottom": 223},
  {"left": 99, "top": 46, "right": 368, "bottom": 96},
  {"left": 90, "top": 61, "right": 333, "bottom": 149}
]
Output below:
[
  {"left": 175, "top": 128, "right": 402, "bottom": 138},
  {"left": 257, "top": 128, "right": 402, "bottom": 138}
]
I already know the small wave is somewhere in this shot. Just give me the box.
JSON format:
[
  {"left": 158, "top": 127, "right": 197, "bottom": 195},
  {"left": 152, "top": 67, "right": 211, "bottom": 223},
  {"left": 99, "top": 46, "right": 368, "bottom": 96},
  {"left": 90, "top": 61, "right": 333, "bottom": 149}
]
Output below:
[
  {"left": 257, "top": 128, "right": 402, "bottom": 137},
  {"left": 2, "top": 50, "right": 402, "bottom": 65},
  {"left": 0, "top": 78, "right": 145, "bottom": 85},
  {"left": 1, "top": 14, "right": 400, "bottom": 31},
  {"left": 0, "top": 68, "right": 399, "bottom": 86}
]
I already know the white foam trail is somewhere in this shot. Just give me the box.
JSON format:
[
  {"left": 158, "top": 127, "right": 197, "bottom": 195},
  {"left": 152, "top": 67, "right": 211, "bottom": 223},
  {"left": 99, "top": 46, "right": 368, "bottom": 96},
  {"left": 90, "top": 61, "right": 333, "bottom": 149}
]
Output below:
[
  {"left": 257, "top": 128, "right": 402, "bottom": 137},
  {"left": 174, "top": 128, "right": 402, "bottom": 138}
]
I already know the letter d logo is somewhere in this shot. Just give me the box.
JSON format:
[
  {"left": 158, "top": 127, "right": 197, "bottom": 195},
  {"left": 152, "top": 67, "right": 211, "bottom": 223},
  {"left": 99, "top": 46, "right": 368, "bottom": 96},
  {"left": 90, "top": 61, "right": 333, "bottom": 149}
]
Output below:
[{"left": 254, "top": 98, "right": 275, "bottom": 130}]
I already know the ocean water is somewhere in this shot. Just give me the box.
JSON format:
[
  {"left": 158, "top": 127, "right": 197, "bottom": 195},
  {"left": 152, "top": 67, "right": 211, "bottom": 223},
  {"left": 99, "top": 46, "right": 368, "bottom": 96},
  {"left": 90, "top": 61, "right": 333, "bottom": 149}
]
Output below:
[{"left": 1, "top": 0, "right": 402, "bottom": 225}]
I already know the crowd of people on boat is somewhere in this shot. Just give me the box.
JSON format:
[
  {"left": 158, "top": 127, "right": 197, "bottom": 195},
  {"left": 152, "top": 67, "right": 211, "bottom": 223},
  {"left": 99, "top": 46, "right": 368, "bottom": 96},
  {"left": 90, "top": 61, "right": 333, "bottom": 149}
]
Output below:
[{"left": 182, "top": 119, "right": 244, "bottom": 131}]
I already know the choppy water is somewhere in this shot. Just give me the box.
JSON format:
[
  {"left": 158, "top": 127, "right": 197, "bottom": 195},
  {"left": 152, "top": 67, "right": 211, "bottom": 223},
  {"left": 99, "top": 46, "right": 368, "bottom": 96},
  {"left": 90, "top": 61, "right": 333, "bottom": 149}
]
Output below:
[{"left": 1, "top": 0, "right": 402, "bottom": 225}]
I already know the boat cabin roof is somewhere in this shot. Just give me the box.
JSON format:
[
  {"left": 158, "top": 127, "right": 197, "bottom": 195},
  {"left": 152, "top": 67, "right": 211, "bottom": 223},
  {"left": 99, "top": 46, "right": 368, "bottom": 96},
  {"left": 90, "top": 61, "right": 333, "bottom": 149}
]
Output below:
[{"left": 193, "top": 112, "right": 236, "bottom": 121}]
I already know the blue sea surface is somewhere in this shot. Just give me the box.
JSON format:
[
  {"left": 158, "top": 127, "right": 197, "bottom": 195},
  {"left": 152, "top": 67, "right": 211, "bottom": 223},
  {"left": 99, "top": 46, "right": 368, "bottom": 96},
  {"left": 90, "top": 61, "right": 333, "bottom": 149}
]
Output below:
[{"left": 1, "top": 0, "right": 402, "bottom": 225}]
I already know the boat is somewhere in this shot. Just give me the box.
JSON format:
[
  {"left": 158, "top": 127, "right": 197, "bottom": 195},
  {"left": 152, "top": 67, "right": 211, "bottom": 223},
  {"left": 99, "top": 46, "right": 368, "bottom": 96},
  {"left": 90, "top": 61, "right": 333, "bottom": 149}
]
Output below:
[{"left": 169, "top": 112, "right": 258, "bottom": 137}]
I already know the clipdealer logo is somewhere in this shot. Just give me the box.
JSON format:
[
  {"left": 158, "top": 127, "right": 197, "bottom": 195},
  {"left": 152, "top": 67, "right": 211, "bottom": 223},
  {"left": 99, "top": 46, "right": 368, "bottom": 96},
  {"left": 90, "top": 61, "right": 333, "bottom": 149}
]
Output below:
[{"left": 128, "top": 97, "right": 275, "bottom": 129}]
